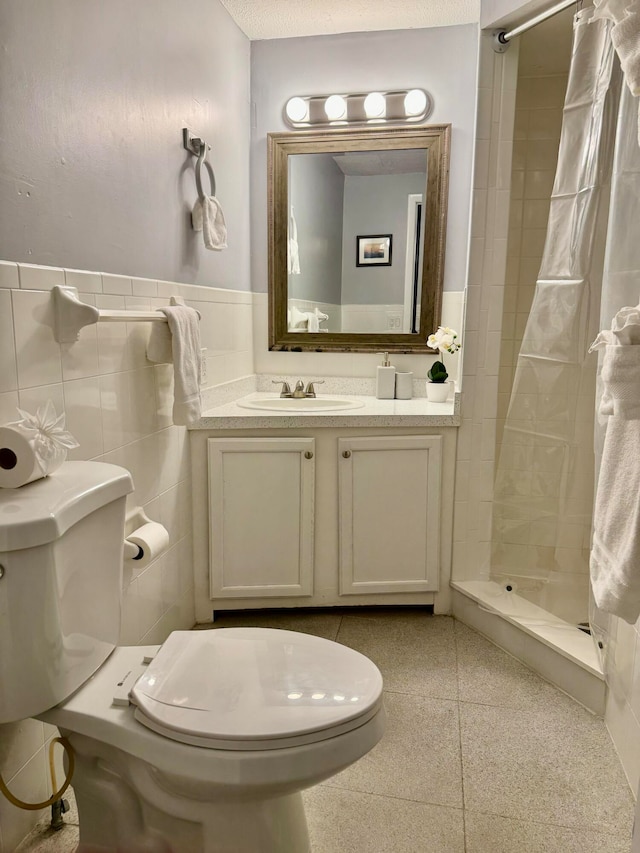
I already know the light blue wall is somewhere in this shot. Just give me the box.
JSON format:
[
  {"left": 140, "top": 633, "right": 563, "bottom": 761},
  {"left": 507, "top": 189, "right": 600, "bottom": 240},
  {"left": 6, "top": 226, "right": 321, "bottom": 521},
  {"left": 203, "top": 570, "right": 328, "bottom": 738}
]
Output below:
[
  {"left": 289, "top": 153, "right": 344, "bottom": 304},
  {"left": 0, "top": 0, "right": 251, "bottom": 289},
  {"left": 341, "top": 172, "right": 426, "bottom": 305}
]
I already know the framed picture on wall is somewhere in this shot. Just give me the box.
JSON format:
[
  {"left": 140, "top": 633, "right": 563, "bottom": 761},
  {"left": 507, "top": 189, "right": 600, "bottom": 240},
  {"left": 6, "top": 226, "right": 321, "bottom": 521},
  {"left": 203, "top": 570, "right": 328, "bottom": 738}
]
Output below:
[{"left": 356, "top": 234, "right": 393, "bottom": 267}]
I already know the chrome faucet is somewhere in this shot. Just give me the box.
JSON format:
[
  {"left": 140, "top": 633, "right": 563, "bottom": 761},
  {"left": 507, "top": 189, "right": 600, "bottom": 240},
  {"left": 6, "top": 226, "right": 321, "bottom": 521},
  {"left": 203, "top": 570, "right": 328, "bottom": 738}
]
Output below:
[
  {"left": 272, "top": 380, "right": 293, "bottom": 398},
  {"left": 304, "top": 380, "right": 324, "bottom": 398},
  {"left": 272, "top": 379, "right": 325, "bottom": 398}
]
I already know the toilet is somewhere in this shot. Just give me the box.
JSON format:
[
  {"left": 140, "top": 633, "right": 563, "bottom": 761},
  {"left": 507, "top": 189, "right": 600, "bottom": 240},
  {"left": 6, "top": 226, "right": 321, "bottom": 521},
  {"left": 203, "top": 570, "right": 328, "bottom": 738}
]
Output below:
[{"left": 0, "top": 461, "right": 385, "bottom": 853}]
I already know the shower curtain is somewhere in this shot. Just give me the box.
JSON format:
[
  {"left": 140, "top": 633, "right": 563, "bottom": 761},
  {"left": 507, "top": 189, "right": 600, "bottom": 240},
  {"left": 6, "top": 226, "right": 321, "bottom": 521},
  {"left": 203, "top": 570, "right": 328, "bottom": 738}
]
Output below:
[{"left": 491, "top": 8, "right": 623, "bottom": 626}]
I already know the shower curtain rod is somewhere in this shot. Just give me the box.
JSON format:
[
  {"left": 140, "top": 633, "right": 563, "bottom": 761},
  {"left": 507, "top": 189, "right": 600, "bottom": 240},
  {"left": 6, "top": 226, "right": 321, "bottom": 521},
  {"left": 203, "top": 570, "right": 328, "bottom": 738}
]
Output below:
[{"left": 493, "top": 0, "right": 577, "bottom": 51}]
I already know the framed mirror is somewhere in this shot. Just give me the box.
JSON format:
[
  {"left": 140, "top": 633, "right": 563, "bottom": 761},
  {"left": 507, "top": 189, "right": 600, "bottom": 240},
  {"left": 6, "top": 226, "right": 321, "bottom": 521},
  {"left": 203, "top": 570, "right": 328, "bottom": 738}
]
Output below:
[{"left": 268, "top": 124, "right": 450, "bottom": 353}]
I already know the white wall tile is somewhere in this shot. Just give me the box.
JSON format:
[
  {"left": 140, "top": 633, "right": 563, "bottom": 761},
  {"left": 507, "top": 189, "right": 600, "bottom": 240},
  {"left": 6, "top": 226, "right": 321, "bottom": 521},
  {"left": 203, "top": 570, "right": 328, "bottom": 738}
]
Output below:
[
  {"left": 18, "top": 264, "right": 64, "bottom": 291},
  {"left": 132, "top": 277, "right": 158, "bottom": 297},
  {"left": 18, "top": 383, "right": 65, "bottom": 418},
  {"left": 63, "top": 377, "right": 104, "bottom": 459},
  {"left": 0, "top": 261, "right": 19, "bottom": 289},
  {"left": 102, "top": 273, "right": 133, "bottom": 295},
  {"left": 11, "top": 290, "right": 63, "bottom": 388},
  {"left": 0, "top": 391, "right": 19, "bottom": 423},
  {"left": 0, "top": 291, "right": 18, "bottom": 393},
  {"left": 64, "top": 268, "right": 102, "bottom": 293}
]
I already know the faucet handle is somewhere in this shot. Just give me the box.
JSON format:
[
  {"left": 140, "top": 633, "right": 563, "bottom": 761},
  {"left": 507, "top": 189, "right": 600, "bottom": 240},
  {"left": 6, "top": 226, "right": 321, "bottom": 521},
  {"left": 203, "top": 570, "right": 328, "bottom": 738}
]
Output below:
[
  {"left": 272, "top": 380, "right": 292, "bottom": 398},
  {"left": 305, "top": 380, "right": 325, "bottom": 397}
]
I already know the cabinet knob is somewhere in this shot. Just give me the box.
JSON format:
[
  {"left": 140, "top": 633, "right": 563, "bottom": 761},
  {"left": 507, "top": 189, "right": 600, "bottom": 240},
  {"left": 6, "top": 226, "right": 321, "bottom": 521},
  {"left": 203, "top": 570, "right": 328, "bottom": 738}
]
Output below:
[
  {"left": 304, "top": 451, "right": 314, "bottom": 459},
  {"left": 342, "top": 450, "right": 351, "bottom": 458}
]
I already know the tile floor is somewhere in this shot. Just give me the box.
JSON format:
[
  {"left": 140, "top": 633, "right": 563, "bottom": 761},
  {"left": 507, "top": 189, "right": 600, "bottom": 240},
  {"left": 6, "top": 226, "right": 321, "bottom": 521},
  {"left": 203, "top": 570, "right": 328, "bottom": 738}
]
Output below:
[{"left": 15, "top": 609, "right": 635, "bottom": 853}]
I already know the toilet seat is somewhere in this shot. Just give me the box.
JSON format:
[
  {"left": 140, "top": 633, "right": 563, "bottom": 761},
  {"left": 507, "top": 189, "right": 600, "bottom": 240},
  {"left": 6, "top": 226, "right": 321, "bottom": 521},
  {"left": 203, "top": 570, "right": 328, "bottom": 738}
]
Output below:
[{"left": 130, "top": 628, "right": 383, "bottom": 751}]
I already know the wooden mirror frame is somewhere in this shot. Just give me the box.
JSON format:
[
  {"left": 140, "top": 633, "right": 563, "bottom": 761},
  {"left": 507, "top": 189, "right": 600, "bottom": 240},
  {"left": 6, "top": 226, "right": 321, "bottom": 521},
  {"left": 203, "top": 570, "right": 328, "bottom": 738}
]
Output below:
[{"left": 268, "top": 124, "right": 451, "bottom": 353}]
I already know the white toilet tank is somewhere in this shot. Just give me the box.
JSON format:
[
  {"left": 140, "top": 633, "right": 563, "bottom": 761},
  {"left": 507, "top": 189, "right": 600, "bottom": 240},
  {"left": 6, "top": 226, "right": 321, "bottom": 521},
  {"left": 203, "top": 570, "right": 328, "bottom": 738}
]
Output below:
[{"left": 0, "top": 461, "right": 133, "bottom": 723}]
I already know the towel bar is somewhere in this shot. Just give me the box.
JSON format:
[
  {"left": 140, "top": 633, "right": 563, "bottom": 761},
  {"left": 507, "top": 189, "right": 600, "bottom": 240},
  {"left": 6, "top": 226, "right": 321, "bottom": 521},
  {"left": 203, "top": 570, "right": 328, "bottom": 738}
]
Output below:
[{"left": 52, "top": 285, "right": 200, "bottom": 343}]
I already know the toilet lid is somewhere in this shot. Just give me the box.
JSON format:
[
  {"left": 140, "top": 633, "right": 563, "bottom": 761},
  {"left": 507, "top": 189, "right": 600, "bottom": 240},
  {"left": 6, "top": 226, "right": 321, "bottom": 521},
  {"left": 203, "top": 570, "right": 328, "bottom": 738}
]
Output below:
[{"left": 130, "top": 628, "right": 383, "bottom": 750}]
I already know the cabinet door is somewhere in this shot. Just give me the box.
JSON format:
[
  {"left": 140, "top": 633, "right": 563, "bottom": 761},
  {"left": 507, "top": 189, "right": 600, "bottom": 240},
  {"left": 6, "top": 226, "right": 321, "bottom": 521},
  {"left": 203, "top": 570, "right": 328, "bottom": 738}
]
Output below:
[
  {"left": 338, "top": 435, "right": 442, "bottom": 594},
  {"left": 208, "top": 437, "right": 315, "bottom": 598}
]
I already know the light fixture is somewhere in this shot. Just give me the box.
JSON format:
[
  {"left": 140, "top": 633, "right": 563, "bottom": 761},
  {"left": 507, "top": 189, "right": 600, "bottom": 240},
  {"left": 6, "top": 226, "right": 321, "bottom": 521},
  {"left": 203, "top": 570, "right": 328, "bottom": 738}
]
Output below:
[
  {"left": 285, "top": 97, "right": 308, "bottom": 123},
  {"left": 282, "top": 88, "right": 432, "bottom": 128},
  {"left": 364, "top": 92, "right": 386, "bottom": 119},
  {"left": 324, "top": 94, "right": 347, "bottom": 121},
  {"left": 404, "top": 88, "right": 428, "bottom": 117}
]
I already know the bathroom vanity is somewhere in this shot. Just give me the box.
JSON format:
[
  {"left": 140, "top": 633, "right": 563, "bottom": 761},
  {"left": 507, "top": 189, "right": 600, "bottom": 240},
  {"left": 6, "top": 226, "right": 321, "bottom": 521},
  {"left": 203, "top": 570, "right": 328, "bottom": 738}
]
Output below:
[{"left": 189, "top": 392, "right": 460, "bottom": 622}]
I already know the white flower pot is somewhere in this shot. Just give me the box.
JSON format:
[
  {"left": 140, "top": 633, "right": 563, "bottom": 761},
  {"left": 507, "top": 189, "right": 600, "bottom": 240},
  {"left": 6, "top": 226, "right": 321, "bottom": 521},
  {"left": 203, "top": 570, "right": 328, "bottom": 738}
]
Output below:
[{"left": 425, "top": 381, "right": 450, "bottom": 402}]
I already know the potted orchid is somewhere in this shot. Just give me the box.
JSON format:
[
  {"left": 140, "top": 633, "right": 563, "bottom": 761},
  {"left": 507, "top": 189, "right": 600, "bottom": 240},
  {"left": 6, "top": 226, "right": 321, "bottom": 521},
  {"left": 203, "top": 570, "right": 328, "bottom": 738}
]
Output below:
[{"left": 426, "top": 326, "right": 461, "bottom": 402}]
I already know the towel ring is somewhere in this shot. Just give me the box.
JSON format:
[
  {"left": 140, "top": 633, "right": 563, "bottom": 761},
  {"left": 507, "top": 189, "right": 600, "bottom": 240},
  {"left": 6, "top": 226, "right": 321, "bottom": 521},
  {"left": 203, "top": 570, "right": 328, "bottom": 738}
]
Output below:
[{"left": 195, "top": 143, "right": 216, "bottom": 201}]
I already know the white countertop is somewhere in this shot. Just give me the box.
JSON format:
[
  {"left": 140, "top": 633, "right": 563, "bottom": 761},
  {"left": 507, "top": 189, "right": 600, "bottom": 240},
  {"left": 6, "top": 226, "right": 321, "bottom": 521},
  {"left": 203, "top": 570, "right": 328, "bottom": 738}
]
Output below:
[{"left": 193, "top": 391, "right": 461, "bottom": 429}]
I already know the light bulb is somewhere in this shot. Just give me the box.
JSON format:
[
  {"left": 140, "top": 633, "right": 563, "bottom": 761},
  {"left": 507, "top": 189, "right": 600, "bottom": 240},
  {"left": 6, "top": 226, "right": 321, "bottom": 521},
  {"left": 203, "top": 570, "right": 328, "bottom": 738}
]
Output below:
[
  {"left": 324, "top": 95, "right": 347, "bottom": 121},
  {"left": 364, "top": 92, "right": 386, "bottom": 118},
  {"left": 285, "top": 97, "right": 308, "bottom": 123},
  {"left": 404, "top": 89, "right": 427, "bottom": 116}
]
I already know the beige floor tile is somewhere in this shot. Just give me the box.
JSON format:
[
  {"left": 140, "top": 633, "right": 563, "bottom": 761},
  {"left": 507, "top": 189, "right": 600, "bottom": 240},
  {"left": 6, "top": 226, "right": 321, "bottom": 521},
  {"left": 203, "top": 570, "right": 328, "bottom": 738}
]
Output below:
[
  {"left": 326, "top": 691, "right": 463, "bottom": 808},
  {"left": 460, "top": 702, "right": 635, "bottom": 837},
  {"left": 464, "top": 811, "right": 632, "bottom": 853},
  {"left": 197, "top": 608, "right": 343, "bottom": 640},
  {"left": 336, "top": 611, "right": 459, "bottom": 700},
  {"left": 455, "top": 621, "right": 576, "bottom": 710},
  {"left": 304, "top": 786, "right": 465, "bottom": 853}
]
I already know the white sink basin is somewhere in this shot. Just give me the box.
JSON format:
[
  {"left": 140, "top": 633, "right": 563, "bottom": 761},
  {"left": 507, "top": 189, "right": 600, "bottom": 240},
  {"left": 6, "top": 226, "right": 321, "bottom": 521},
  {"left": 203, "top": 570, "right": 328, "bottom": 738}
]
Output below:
[{"left": 237, "top": 396, "right": 365, "bottom": 412}]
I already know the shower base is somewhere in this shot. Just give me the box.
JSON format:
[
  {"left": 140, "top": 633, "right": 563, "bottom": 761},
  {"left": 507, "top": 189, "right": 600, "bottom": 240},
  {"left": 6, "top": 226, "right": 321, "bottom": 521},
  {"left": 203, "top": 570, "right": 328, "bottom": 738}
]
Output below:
[{"left": 452, "top": 580, "right": 605, "bottom": 714}]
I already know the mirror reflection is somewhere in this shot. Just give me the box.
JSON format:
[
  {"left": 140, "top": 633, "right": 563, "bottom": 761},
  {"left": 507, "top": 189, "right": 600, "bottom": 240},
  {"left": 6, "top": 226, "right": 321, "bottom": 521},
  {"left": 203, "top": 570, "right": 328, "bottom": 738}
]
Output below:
[
  {"left": 268, "top": 125, "right": 450, "bottom": 353},
  {"left": 287, "top": 149, "right": 427, "bottom": 335}
]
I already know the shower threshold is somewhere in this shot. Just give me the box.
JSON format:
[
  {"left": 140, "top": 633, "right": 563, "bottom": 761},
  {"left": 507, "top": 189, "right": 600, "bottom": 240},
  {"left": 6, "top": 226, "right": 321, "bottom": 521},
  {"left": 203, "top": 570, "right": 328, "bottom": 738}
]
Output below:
[{"left": 452, "top": 580, "right": 605, "bottom": 715}]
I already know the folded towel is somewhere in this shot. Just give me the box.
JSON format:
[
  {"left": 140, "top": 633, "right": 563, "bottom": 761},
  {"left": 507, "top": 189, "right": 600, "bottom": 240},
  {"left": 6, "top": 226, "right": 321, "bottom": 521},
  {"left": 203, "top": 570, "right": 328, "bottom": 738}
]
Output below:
[
  {"left": 148, "top": 305, "right": 202, "bottom": 425},
  {"left": 192, "top": 196, "right": 227, "bottom": 251},
  {"left": 288, "top": 207, "right": 301, "bottom": 275},
  {"left": 590, "top": 343, "right": 640, "bottom": 622}
]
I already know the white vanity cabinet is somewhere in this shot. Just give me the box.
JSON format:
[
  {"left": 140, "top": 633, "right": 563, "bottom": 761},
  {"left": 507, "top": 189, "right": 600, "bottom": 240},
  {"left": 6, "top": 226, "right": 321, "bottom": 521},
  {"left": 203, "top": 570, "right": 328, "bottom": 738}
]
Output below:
[
  {"left": 191, "top": 424, "right": 457, "bottom": 620},
  {"left": 207, "top": 437, "right": 315, "bottom": 599},
  {"left": 338, "top": 435, "right": 442, "bottom": 595}
]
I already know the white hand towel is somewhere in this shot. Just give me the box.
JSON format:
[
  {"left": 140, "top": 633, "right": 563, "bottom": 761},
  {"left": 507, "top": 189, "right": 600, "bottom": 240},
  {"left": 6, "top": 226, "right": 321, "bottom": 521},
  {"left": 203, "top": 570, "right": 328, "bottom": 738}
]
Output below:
[
  {"left": 192, "top": 196, "right": 228, "bottom": 251},
  {"left": 593, "top": 0, "right": 640, "bottom": 143},
  {"left": 590, "top": 344, "right": 640, "bottom": 623},
  {"left": 288, "top": 305, "right": 307, "bottom": 330},
  {"left": 146, "top": 317, "right": 173, "bottom": 364},
  {"left": 149, "top": 305, "right": 202, "bottom": 425},
  {"left": 288, "top": 207, "right": 301, "bottom": 275}
]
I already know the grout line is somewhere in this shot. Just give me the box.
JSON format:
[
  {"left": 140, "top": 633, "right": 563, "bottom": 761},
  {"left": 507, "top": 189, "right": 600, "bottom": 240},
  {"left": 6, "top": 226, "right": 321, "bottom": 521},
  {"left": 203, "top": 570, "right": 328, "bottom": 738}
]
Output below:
[{"left": 454, "top": 623, "right": 469, "bottom": 852}]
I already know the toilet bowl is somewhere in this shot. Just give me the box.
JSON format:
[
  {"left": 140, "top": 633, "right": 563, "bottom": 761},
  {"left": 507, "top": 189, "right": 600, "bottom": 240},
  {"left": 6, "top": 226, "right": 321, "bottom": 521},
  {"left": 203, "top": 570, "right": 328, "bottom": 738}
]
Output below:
[{"left": 0, "top": 462, "right": 385, "bottom": 853}]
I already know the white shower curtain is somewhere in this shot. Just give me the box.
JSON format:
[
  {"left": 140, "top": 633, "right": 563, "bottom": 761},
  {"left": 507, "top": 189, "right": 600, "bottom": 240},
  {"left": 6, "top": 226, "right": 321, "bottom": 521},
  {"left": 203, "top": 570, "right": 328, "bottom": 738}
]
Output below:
[{"left": 491, "top": 8, "right": 623, "bottom": 626}]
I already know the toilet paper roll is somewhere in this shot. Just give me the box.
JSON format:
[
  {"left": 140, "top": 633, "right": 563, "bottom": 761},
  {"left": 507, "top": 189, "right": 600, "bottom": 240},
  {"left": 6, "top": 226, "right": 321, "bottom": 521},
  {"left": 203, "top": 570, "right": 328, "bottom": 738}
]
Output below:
[
  {"left": 0, "top": 426, "right": 66, "bottom": 489},
  {"left": 126, "top": 522, "right": 170, "bottom": 569}
]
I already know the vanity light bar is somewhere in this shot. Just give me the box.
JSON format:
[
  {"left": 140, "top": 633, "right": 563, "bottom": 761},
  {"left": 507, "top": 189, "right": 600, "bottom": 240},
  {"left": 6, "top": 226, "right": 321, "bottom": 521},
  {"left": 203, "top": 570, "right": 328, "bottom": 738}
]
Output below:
[{"left": 283, "top": 89, "right": 433, "bottom": 128}]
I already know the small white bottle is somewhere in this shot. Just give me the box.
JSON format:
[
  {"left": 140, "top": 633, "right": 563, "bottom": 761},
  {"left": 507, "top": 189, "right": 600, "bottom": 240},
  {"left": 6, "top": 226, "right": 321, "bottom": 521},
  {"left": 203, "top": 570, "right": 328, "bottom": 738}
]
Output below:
[{"left": 376, "top": 351, "right": 396, "bottom": 399}]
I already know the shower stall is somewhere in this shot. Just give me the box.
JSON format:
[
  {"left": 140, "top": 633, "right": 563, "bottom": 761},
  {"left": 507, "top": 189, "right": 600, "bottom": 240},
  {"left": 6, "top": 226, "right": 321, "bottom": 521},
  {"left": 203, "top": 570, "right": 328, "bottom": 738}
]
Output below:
[{"left": 454, "top": 1, "right": 640, "bottom": 717}]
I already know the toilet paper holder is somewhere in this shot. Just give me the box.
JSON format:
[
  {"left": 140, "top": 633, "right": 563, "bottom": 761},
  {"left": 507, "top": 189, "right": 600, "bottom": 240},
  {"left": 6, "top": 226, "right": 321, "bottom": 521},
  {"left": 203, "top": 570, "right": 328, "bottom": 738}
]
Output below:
[{"left": 123, "top": 508, "right": 168, "bottom": 562}]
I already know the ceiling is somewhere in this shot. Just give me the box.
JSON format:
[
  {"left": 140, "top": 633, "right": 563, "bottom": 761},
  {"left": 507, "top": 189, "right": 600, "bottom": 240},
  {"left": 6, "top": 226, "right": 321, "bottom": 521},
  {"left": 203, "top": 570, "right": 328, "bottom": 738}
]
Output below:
[{"left": 219, "top": 0, "right": 481, "bottom": 40}]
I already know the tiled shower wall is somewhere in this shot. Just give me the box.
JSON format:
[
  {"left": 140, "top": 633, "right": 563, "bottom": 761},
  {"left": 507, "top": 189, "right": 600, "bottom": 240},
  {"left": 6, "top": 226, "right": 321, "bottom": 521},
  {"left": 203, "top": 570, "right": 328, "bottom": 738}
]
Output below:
[
  {"left": 496, "top": 60, "right": 568, "bottom": 452},
  {"left": 0, "top": 259, "right": 253, "bottom": 851}
]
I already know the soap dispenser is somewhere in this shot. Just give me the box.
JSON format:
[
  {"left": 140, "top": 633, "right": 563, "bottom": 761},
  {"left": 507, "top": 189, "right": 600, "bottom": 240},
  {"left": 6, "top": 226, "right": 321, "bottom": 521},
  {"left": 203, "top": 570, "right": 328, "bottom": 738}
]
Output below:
[{"left": 376, "top": 352, "right": 396, "bottom": 399}]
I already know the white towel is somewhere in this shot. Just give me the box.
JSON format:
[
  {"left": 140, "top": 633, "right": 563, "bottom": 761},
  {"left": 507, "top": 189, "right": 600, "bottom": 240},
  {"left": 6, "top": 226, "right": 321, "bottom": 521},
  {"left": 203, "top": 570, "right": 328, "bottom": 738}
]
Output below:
[
  {"left": 590, "top": 344, "right": 640, "bottom": 622},
  {"left": 288, "top": 207, "right": 301, "bottom": 275},
  {"left": 192, "top": 196, "right": 227, "bottom": 251},
  {"left": 593, "top": 0, "right": 640, "bottom": 143},
  {"left": 148, "top": 305, "right": 202, "bottom": 425}
]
